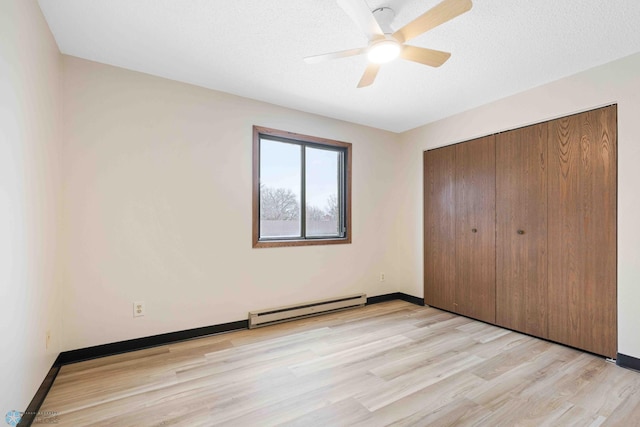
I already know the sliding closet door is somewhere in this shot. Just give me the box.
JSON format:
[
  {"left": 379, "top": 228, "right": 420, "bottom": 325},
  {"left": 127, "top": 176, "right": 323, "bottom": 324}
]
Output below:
[
  {"left": 455, "top": 135, "right": 496, "bottom": 323},
  {"left": 548, "top": 105, "right": 617, "bottom": 358},
  {"left": 424, "top": 146, "right": 456, "bottom": 311},
  {"left": 496, "top": 124, "right": 548, "bottom": 337}
]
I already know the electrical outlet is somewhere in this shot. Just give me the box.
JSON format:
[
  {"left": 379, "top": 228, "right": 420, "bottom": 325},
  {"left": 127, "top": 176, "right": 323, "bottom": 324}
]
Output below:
[
  {"left": 133, "top": 301, "right": 146, "bottom": 317},
  {"left": 46, "top": 330, "right": 51, "bottom": 350},
  {"left": 379, "top": 272, "right": 385, "bottom": 282}
]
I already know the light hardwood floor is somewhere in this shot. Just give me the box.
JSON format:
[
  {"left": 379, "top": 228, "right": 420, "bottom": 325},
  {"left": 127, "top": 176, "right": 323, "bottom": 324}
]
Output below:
[{"left": 39, "top": 301, "right": 640, "bottom": 426}]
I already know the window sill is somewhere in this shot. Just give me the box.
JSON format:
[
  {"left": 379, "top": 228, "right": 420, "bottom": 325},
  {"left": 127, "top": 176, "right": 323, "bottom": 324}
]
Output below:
[{"left": 253, "top": 237, "right": 351, "bottom": 248}]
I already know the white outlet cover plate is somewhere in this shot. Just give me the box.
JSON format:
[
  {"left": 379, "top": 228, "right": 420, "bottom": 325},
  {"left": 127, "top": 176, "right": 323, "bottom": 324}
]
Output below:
[{"left": 133, "top": 301, "right": 145, "bottom": 317}]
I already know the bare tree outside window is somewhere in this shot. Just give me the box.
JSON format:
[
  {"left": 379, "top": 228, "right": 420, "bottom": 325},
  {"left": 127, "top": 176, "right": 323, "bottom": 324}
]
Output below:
[
  {"left": 260, "top": 185, "right": 300, "bottom": 220},
  {"left": 306, "top": 204, "right": 326, "bottom": 221},
  {"left": 326, "top": 194, "right": 339, "bottom": 220},
  {"left": 259, "top": 184, "right": 339, "bottom": 237}
]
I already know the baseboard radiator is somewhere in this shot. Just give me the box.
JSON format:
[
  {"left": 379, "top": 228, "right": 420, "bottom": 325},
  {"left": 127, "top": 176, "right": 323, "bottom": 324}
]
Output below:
[{"left": 249, "top": 293, "right": 366, "bottom": 329}]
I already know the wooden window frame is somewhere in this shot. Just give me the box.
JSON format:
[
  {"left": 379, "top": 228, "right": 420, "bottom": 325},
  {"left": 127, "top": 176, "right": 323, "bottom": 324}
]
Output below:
[{"left": 252, "top": 126, "right": 352, "bottom": 248}]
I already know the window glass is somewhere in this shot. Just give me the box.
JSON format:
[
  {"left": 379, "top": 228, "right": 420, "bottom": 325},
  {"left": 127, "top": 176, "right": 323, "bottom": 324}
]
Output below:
[
  {"left": 305, "top": 146, "right": 340, "bottom": 237},
  {"left": 259, "top": 139, "right": 301, "bottom": 239}
]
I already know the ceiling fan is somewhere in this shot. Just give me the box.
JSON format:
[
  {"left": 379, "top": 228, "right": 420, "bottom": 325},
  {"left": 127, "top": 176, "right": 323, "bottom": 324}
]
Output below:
[{"left": 304, "top": 0, "right": 473, "bottom": 88}]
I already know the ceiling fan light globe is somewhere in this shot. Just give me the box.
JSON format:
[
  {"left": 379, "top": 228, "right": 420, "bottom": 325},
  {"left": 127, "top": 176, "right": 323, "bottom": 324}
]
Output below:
[{"left": 367, "top": 40, "right": 401, "bottom": 64}]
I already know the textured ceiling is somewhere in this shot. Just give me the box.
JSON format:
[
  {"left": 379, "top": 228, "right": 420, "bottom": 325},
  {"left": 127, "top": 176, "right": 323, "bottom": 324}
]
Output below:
[{"left": 39, "top": 0, "right": 640, "bottom": 132}]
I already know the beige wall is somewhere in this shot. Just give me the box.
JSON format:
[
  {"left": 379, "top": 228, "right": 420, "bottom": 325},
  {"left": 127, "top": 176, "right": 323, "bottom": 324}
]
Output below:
[
  {"left": 0, "top": 0, "right": 63, "bottom": 414},
  {"left": 61, "top": 56, "right": 405, "bottom": 351},
  {"left": 399, "top": 52, "right": 640, "bottom": 359}
]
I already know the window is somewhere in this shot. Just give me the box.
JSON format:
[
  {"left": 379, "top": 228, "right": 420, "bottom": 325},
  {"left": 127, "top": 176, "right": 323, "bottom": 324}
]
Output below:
[{"left": 253, "top": 126, "right": 352, "bottom": 248}]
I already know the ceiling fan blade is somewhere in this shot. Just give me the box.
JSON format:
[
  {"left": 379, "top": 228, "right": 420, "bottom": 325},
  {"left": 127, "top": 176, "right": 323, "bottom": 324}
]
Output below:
[
  {"left": 357, "top": 63, "right": 380, "bottom": 88},
  {"left": 400, "top": 45, "right": 451, "bottom": 67},
  {"left": 304, "top": 47, "right": 367, "bottom": 64},
  {"left": 392, "top": 0, "right": 472, "bottom": 43},
  {"left": 336, "top": 0, "right": 384, "bottom": 41}
]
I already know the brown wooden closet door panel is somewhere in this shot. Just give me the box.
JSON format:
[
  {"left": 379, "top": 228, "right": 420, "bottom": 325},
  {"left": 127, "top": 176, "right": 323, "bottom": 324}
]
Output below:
[
  {"left": 455, "top": 135, "right": 496, "bottom": 323},
  {"left": 496, "top": 124, "right": 548, "bottom": 338},
  {"left": 548, "top": 105, "right": 617, "bottom": 358},
  {"left": 424, "top": 147, "right": 456, "bottom": 311}
]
